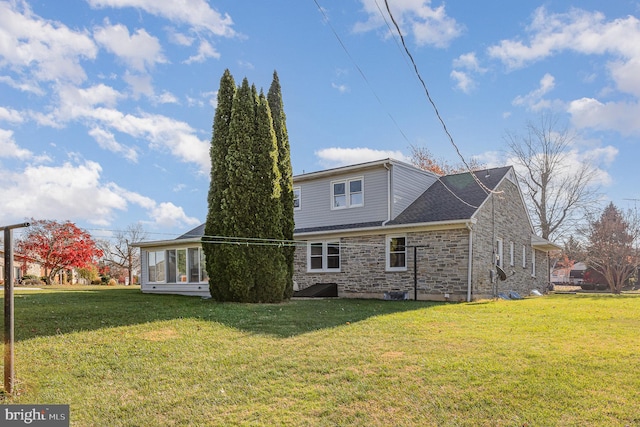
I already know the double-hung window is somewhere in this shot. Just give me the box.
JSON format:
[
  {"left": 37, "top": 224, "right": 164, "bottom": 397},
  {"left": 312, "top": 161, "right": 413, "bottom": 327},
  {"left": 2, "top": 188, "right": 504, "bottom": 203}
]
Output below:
[
  {"left": 531, "top": 249, "right": 536, "bottom": 277},
  {"left": 386, "top": 235, "right": 407, "bottom": 271},
  {"left": 308, "top": 241, "right": 340, "bottom": 272},
  {"left": 509, "top": 242, "right": 515, "bottom": 266},
  {"left": 331, "top": 177, "right": 363, "bottom": 209},
  {"left": 293, "top": 187, "right": 301, "bottom": 210},
  {"left": 495, "top": 238, "right": 503, "bottom": 268}
]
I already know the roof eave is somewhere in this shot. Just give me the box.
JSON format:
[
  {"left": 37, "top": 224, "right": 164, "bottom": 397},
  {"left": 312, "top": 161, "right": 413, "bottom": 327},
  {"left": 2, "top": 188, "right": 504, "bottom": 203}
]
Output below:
[{"left": 294, "top": 218, "right": 477, "bottom": 238}]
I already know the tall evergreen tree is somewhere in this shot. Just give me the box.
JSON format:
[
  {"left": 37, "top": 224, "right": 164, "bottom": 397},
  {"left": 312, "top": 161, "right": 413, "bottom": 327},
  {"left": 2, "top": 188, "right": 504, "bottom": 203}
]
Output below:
[
  {"left": 204, "top": 69, "right": 235, "bottom": 301},
  {"left": 216, "top": 77, "right": 257, "bottom": 301},
  {"left": 205, "top": 71, "right": 293, "bottom": 302},
  {"left": 250, "top": 91, "right": 287, "bottom": 302},
  {"left": 268, "top": 70, "right": 295, "bottom": 298}
]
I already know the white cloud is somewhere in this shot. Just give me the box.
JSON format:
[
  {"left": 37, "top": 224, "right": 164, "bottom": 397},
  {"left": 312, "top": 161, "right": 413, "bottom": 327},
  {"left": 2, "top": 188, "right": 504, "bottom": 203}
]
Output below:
[
  {"left": 0, "top": 76, "right": 44, "bottom": 95},
  {"left": 450, "top": 70, "right": 474, "bottom": 93},
  {"left": 166, "top": 28, "right": 194, "bottom": 46},
  {"left": 451, "top": 53, "right": 487, "bottom": 93},
  {"left": 37, "top": 84, "right": 210, "bottom": 173},
  {"left": 354, "top": 0, "right": 463, "bottom": 48},
  {"left": 608, "top": 57, "right": 640, "bottom": 97},
  {"left": 512, "top": 73, "right": 556, "bottom": 111},
  {"left": 0, "top": 1, "right": 97, "bottom": 85},
  {"left": 488, "top": 7, "right": 640, "bottom": 72},
  {"left": 0, "top": 129, "right": 32, "bottom": 159},
  {"left": 331, "top": 82, "right": 350, "bottom": 94},
  {"left": 0, "top": 158, "right": 200, "bottom": 228},
  {"left": 149, "top": 202, "right": 201, "bottom": 228},
  {"left": 487, "top": 7, "right": 640, "bottom": 136},
  {"left": 568, "top": 97, "right": 640, "bottom": 136},
  {"left": 90, "top": 109, "right": 210, "bottom": 173},
  {"left": 86, "top": 0, "right": 236, "bottom": 37},
  {"left": 315, "top": 147, "right": 410, "bottom": 168},
  {"left": 93, "top": 20, "right": 166, "bottom": 72},
  {"left": 452, "top": 52, "right": 484, "bottom": 71},
  {"left": 122, "top": 73, "right": 154, "bottom": 98},
  {"left": 88, "top": 126, "right": 139, "bottom": 162},
  {"left": 183, "top": 40, "right": 220, "bottom": 64},
  {"left": 0, "top": 160, "right": 126, "bottom": 226},
  {"left": 0, "top": 107, "right": 24, "bottom": 124},
  {"left": 153, "top": 91, "right": 179, "bottom": 105}
]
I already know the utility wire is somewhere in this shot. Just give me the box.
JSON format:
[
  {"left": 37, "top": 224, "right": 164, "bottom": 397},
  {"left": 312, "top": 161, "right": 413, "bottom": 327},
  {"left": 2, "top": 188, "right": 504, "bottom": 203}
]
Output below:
[
  {"left": 311, "top": 0, "right": 412, "bottom": 146},
  {"left": 311, "top": 0, "right": 486, "bottom": 208},
  {"left": 381, "top": 0, "right": 499, "bottom": 196}
]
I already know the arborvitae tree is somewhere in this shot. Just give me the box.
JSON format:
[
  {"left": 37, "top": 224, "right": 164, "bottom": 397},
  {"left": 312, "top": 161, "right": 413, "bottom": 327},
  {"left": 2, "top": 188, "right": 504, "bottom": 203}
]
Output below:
[
  {"left": 206, "top": 71, "right": 293, "bottom": 302},
  {"left": 249, "top": 91, "right": 287, "bottom": 302},
  {"left": 268, "top": 70, "right": 295, "bottom": 298},
  {"left": 205, "top": 69, "right": 236, "bottom": 301},
  {"left": 216, "top": 77, "right": 257, "bottom": 301}
]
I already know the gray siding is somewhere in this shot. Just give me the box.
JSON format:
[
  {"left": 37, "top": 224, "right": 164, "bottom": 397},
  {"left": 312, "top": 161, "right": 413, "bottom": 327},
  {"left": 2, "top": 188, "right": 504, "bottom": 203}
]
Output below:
[
  {"left": 294, "top": 167, "right": 389, "bottom": 230},
  {"left": 390, "top": 163, "right": 438, "bottom": 219}
]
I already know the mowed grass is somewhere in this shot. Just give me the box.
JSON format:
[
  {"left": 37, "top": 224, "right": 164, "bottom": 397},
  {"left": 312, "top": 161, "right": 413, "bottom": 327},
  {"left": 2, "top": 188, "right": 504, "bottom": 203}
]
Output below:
[{"left": 2, "top": 287, "right": 639, "bottom": 426}]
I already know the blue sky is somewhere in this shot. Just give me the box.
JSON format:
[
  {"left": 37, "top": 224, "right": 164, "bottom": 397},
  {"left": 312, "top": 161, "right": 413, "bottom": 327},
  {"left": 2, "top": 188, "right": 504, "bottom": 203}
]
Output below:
[{"left": 1, "top": 0, "right": 639, "bottom": 241}]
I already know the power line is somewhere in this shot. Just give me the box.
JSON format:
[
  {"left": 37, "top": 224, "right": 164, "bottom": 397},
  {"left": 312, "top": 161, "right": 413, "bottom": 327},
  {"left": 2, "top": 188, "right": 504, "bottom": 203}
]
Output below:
[
  {"left": 381, "top": 0, "right": 499, "bottom": 196},
  {"left": 311, "top": 0, "right": 412, "bottom": 146}
]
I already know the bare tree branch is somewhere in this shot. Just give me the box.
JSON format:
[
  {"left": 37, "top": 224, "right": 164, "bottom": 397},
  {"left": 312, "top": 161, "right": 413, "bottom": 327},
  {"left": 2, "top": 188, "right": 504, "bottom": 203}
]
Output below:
[{"left": 504, "top": 112, "right": 601, "bottom": 240}]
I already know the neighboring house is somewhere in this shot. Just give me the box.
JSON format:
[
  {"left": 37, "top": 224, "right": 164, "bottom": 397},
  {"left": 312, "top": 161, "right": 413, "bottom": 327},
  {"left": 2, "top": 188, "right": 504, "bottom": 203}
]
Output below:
[
  {"left": 135, "top": 158, "right": 558, "bottom": 301},
  {"left": 0, "top": 250, "right": 43, "bottom": 284},
  {"left": 552, "top": 261, "right": 586, "bottom": 285}
]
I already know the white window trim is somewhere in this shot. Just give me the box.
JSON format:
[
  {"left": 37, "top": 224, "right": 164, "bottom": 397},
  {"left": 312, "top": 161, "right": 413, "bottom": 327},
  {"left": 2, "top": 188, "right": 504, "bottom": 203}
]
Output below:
[
  {"left": 509, "top": 241, "right": 515, "bottom": 266},
  {"left": 293, "top": 186, "right": 301, "bottom": 211},
  {"left": 330, "top": 177, "right": 364, "bottom": 210},
  {"left": 147, "top": 250, "right": 166, "bottom": 283},
  {"left": 307, "top": 241, "right": 341, "bottom": 272},
  {"left": 386, "top": 234, "right": 407, "bottom": 272},
  {"left": 531, "top": 248, "right": 536, "bottom": 277},
  {"left": 496, "top": 238, "right": 503, "bottom": 268},
  {"left": 522, "top": 245, "right": 526, "bottom": 268}
]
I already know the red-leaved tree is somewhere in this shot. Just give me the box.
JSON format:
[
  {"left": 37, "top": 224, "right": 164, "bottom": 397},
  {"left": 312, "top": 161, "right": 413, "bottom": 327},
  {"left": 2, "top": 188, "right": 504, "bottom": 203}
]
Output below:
[{"left": 16, "top": 219, "right": 103, "bottom": 284}]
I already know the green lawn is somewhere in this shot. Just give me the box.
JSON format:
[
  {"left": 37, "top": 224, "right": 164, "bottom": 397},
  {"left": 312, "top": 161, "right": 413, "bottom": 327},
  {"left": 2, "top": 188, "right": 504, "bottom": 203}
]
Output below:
[{"left": 2, "top": 287, "right": 639, "bottom": 426}]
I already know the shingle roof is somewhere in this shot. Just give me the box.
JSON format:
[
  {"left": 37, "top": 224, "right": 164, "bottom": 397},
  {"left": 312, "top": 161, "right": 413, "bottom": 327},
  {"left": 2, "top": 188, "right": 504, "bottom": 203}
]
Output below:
[
  {"left": 294, "top": 221, "right": 384, "bottom": 235},
  {"left": 172, "top": 167, "right": 513, "bottom": 239},
  {"left": 387, "top": 166, "right": 512, "bottom": 225},
  {"left": 176, "top": 223, "right": 205, "bottom": 239}
]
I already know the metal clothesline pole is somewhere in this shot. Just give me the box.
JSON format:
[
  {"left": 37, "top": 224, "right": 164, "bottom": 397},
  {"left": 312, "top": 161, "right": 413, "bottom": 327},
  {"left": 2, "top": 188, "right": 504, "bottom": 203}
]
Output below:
[{"left": 2, "top": 222, "right": 30, "bottom": 394}]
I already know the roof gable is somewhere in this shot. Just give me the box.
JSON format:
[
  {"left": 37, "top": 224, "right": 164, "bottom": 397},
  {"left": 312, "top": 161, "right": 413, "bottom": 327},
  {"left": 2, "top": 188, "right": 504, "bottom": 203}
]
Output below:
[{"left": 388, "top": 166, "right": 512, "bottom": 225}]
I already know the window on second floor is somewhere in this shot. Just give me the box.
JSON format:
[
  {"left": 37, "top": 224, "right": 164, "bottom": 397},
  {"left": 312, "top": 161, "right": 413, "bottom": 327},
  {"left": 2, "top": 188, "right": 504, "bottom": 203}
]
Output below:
[
  {"left": 293, "top": 187, "right": 301, "bottom": 210},
  {"left": 331, "top": 177, "right": 363, "bottom": 209}
]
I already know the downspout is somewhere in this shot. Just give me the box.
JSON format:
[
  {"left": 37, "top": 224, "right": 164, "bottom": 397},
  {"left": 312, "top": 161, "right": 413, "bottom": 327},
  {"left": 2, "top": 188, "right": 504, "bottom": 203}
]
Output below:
[
  {"left": 466, "top": 222, "right": 474, "bottom": 302},
  {"left": 382, "top": 161, "right": 392, "bottom": 226}
]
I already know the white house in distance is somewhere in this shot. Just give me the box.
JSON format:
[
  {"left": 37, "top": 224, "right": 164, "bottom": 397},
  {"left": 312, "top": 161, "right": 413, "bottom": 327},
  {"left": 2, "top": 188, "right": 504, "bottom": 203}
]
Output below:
[{"left": 135, "top": 158, "right": 558, "bottom": 301}]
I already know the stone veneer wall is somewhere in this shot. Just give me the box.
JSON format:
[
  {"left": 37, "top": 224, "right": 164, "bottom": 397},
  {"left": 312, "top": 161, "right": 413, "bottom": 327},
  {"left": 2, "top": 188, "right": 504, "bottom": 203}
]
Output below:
[
  {"left": 293, "top": 174, "right": 551, "bottom": 301},
  {"left": 470, "top": 177, "right": 550, "bottom": 299},
  {"left": 293, "top": 228, "right": 472, "bottom": 301}
]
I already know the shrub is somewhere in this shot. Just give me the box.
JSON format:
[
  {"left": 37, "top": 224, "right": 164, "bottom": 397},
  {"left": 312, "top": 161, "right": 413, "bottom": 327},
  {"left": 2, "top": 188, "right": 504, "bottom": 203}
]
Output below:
[{"left": 107, "top": 278, "right": 117, "bottom": 286}]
